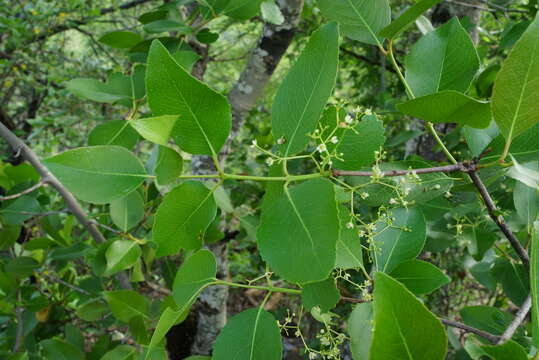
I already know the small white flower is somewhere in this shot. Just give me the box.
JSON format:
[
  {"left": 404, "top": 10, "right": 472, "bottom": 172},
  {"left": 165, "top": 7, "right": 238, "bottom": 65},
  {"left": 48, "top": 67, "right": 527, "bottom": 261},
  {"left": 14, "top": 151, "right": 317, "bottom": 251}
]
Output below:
[
  {"left": 433, "top": 184, "right": 441, "bottom": 190},
  {"left": 358, "top": 230, "right": 366, "bottom": 238},
  {"left": 345, "top": 114, "right": 354, "bottom": 124},
  {"left": 360, "top": 192, "right": 369, "bottom": 199},
  {"left": 364, "top": 108, "right": 373, "bottom": 115},
  {"left": 316, "top": 143, "right": 327, "bottom": 153},
  {"left": 330, "top": 136, "right": 338, "bottom": 144},
  {"left": 444, "top": 191, "right": 452, "bottom": 198},
  {"left": 277, "top": 136, "right": 286, "bottom": 145},
  {"left": 346, "top": 221, "right": 354, "bottom": 229},
  {"left": 309, "top": 352, "right": 318, "bottom": 360},
  {"left": 389, "top": 198, "right": 398, "bottom": 205},
  {"left": 266, "top": 157, "right": 274, "bottom": 166},
  {"left": 250, "top": 139, "right": 257, "bottom": 148}
]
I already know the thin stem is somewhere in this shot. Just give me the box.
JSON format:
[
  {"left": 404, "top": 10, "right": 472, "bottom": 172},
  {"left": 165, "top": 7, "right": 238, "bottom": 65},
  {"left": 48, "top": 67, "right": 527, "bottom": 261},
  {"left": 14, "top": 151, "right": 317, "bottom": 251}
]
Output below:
[
  {"left": 224, "top": 172, "right": 323, "bottom": 182},
  {"left": 440, "top": 318, "right": 499, "bottom": 344},
  {"left": 333, "top": 163, "right": 470, "bottom": 177},
  {"left": 214, "top": 280, "right": 301, "bottom": 295},
  {"left": 426, "top": 123, "right": 458, "bottom": 165},
  {"left": 388, "top": 40, "right": 415, "bottom": 99},
  {"left": 0, "top": 180, "right": 45, "bottom": 201},
  {"left": 497, "top": 295, "right": 532, "bottom": 344}
]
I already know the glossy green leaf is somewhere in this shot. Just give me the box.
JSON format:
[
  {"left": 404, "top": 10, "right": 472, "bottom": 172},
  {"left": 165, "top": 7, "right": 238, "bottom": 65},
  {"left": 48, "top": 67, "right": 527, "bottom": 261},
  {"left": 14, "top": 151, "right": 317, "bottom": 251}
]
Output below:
[
  {"left": 213, "top": 308, "right": 282, "bottom": 360},
  {"left": 145, "top": 307, "right": 190, "bottom": 359},
  {"left": 146, "top": 40, "right": 231, "bottom": 155},
  {"left": 110, "top": 191, "right": 144, "bottom": 231},
  {"left": 103, "top": 290, "right": 149, "bottom": 322},
  {"left": 105, "top": 239, "right": 142, "bottom": 275},
  {"left": 492, "top": 14, "right": 539, "bottom": 148},
  {"left": 482, "top": 122, "right": 539, "bottom": 163},
  {"left": 373, "top": 207, "right": 426, "bottom": 273},
  {"left": 89, "top": 120, "right": 139, "bottom": 149},
  {"left": 76, "top": 300, "right": 107, "bottom": 321},
  {"left": 397, "top": 91, "right": 490, "bottom": 129},
  {"left": 379, "top": 0, "right": 444, "bottom": 39},
  {"left": 405, "top": 18, "right": 479, "bottom": 97},
  {"left": 153, "top": 181, "right": 217, "bottom": 257},
  {"left": 336, "top": 206, "right": 364, "bottom": 270},
  {"left": 301, "top": 277, "right": 340, "bottom": 312},
  {"left": 389, "top": 259, "right": 450, "bottom": 295},
  {"left": 224, "top": 0, "right": 263, "bottom": 19},
  {"left": 370, "top": 272, "right": 447, "bottom": 359},
  {"left": 65, "top": 74, "right": 132, "bottom": 103},
  {"left": 99, "top": 31, "right": 142, "bottom": 49},
  {"left": 532, "top": 222, "right": 539, "bottom": 346},
  {"left": 333, "top": 113, "right": 386, "bottom": 170},
  {"left": 1, "top": 196, "right": 41, "bottom": 225},
  {"left": 464, "top": 122, "right": 499, "bottom": 157},
  {"left": 476, "top": 340, "right": 528, "bottom": 360},
  {"left": 272, "top": 22, "right": 339, "bottom": 156},
  {"left": 514, "top": 176, "right": 539, "bottom": 231},
  {"left": 154, "top": 146, "right": 183, "bottom": 186},
  {"left": 316, "top": 0, "right": 390, "bottom": 45},
  {"left": 173, "top": 249, "right": 216, "bottom": 307},
  {"left": 41, "top": 339, "right": 84, "bottom": 360},
  {"left": 348, "top": 302, "right": 373, "bottom": 360},
  {"left": 101, "top": 345, "right": 136, "bottom": 360},
  {"left": 257, "top": 178, "right": 339, "bottom": 283},
  {"left": 130, "top": 115, "right": 179, "bottom": 146},
  {"left": 44, "top": 146, "right": 146, "bottom": 204},
  {"left": 460, "top": 306, "right": 525, "bottom": 340}
]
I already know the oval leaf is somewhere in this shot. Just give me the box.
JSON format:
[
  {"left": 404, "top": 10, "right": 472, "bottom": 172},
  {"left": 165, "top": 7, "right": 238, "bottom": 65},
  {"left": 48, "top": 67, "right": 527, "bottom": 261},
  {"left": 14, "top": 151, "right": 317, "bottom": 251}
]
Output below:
[
  {"left": 389, "top": 259, "right": 450, "bottom": 295},
  {"left": 109, "top": 191, "right": 145, "bottom": 232}
]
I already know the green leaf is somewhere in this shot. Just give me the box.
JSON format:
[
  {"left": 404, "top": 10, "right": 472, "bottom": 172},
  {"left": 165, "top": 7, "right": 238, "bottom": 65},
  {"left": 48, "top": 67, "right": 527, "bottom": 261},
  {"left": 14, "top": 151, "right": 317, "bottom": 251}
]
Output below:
[
  {"left": 464, "top": 122, "right": 500, "bottom": 157},
  {"left": 99, "top": 31, "right": 142, "bottom": 49},
  {"left": 370, "top": 272, "right": 447, "bottom": 359},
  {"left": 110, "top": 191, "right": 145, "bottom": 232},
  {"left": 153, "top": 181, "right": 217, "bottom": 257},
  {"left": 103, "top": 290, "right": 149, "bottom": 322},
  {"left": 223, "top": 0, "right": 263, "bottom": 19},
  {"left": 316, "top": 0, "right": 390, "bottom": 45},
  {"left": 257, "top": 178, "right": 339, "bottom": 283},
  {"left": 492, "top": 14, "right": 539, "bottom": 151},
  {"left": 213, "top": 308, "right": 282, "bottom": 360},
  {"left": 146, "top": 40, "right": 231, "bottom": 155},
  {"left": 458, "top": 224, "right": 496, "bottom": 261},
  {"left": 333, "top": 113, "right": 386, "bottom": 170},
  {"left": 105, "top": 239, "right": 142, "bottom": 275},
  {"left": 514, "top": 175, "right": 539, "bottom": 231},
  {"left": 44, "top": 146, "right": 146, "bottom": 204},
  {"left": 1, "top": 196, "right": 41, "bottom": 225},
  {"left": 481, "top": 122, "right": 539, "bottom": 163},
  {"left": 389, "top": 259, "right": 450, "bottom": 295},
  {"left": 507, "top": 157, "right": 539, "bottom": 189},
  {"left": 336, "top": 206, "right": 364, "bottom": 270},
  {"left": 260, "top": 1, "right": 283, "bottom": 25},
  {"left": 173, "top": 249, "right": 216, "bottom": 307},
  {"left": 41, "top": 339, "right": 84, "bottom": 360},
  {"left": 476, "top": 340, "right": 528, "bottom": 360},
  {"left": 154, "top": 146, "right": 183, "bottom": 186},
  {"left": 532, "top": 222, "right": 539, "bottom": 347},
  {"left": 102, "top": 345, "right": 136, "bottom": 360},
  {"left": 373, "top": 207, "right": 426, "bottom": 273},
  {"left": 491, "top": 258, "right": 529, "bottom": 307},
  {"left": 5, "top": 257, "right": 39, "bottom": 277},
  {"left": 89, "top": 120, "right": 139, "bottom": 149},
  {"left": 76, "top": 300, "right": 107, "bottom": 321},
  {"left": 301, "top": 277, "right": 340, "bottom": 312},
  {"left": 379, "top": 0, "right": 444, "bottom": 39},
  {"left": 272, "top": 22, "right": 339, "bottom": 156},
  {"left": 65, "top": 74, "right": 132, "bottom": 103},
  {"left": 405, "top": 18, "right": 480, "bottom": 97},
  {"left": 143, "top": 20, "right": 191, "bottom": 34},
  {"left": 460, "top": 306, "right": 525, "bottom": 339},
  {"left": 397, "top": 91, "right": 490, "bottom": 129},
  {"left": 130, "top": 115, "right": 179, "bottom": 146},
  {"left": 348, "top": 302, "right": 373, "bottom": 360},
  {"left": 0, "top": 224, "right": 20, "bottom": 250},
  {"left": 145, "top": 306, "right": 190, "bottom": 359}
]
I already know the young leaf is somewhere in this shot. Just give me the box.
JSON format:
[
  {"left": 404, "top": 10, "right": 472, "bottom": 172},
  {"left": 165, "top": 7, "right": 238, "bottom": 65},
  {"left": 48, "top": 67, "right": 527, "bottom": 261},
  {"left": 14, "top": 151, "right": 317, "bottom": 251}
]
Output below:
[
  {"left": 405, "top": 18, "right": 480, "bottom": 97},
  {"left": 103, "top": 290, "right": 149, "bottom": 323},
  {"left": 348, "top": 302, "right": 373, "bottom": 360},
  {"left": 257, "top": 178, "right": 339, "bottom": 283},
  {"left": 389, "top": 259, "right": 450, "bottom": 295},
  {"left": 396, "top": 91, "right": 490, "bottom": 129},
  {"left": 173, "top": 249, "right": 217, "bottom": 307},
  {"left": 316, "top": 0, "right": 390, "bottom": 45},
  {"left": 153, "top": 181, "right": 217, "bottom": 257},
  {"left": 333, "top": 113, "right": 386, "bottom": 170},
  {"left": 43, "top": 146, "right": 147, "bottom": 204},
  {"left": 370, "top": 272, "right": 447, "bottom": 359},
  {"left": 98, "top": 31, "right": 142, "bottom": 49},
  {"left": 89, "top": 120, "right": 139, "bottom": 149},
  {"left": 146, "top": 40, "right": 231, "bottom": 155},
  {"left": 492, "top": 14, "right": 539, "bottom": 155},
  {"left": 532, "top": 222, "right": 539, "bottom": 347},
  {"left": 154, "top": 146, "right": 183, "bottom": 186},
  {"left": 379, "top": 0, "right": 444, "bottom": 40},
  {"left": 130, "top": 115, "right": 179, "bottom": 146},
  {"left": 109, "top": 191, "right": 144, "bottom": 232},
  {"left": 212, "top": 308, "right": 282, "bottom": 360},
  {"left": 271, "top": 22, "right": 339, "bottom": 156},
  {"left": 301, "top": 277, "right": 340, "bottom": 312},
  {"left": 105, "top": 239, "right": 142, "bottom": 275},
  {"left": 373, "top": 207, "right": 427, "bottom": 273}
]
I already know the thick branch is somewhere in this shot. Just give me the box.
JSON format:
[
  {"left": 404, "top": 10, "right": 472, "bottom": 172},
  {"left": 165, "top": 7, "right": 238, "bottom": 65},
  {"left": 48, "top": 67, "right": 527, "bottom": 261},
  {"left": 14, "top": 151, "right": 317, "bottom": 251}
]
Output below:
[
  {"left": 468, "top": 170, "right": 530, "bottom": 268},
  {"left": 497, "top": 295, "right": 532, "bottom": 344},
  {"left": 441, "top": 319, "right": 499, "bottom": 344},
  {"left": 0, "top": 121, "right": 105, "bottom": 244}
]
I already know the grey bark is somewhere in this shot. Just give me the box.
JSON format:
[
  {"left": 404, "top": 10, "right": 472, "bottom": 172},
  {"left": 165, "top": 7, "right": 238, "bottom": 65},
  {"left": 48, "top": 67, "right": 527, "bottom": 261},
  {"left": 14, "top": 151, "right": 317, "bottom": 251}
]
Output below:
[{"left": 189, "top": 0, "right": 304, "bottom": 355}]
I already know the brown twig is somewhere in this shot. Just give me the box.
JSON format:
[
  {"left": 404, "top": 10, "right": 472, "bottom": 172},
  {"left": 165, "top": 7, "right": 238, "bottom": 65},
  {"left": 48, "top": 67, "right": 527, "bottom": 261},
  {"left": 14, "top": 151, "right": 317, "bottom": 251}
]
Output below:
[
  {"left": 441, "top": 318, "right": 500, "bottom": 344},
  {"left": 0, "top": 180, "right": 45, "bottom": 201},
  {"left": 497, "top": 295, "right": 531, "bottom": 344},
  {"left": 332, "top": 162, "right": 473, "bottom": 177}
]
